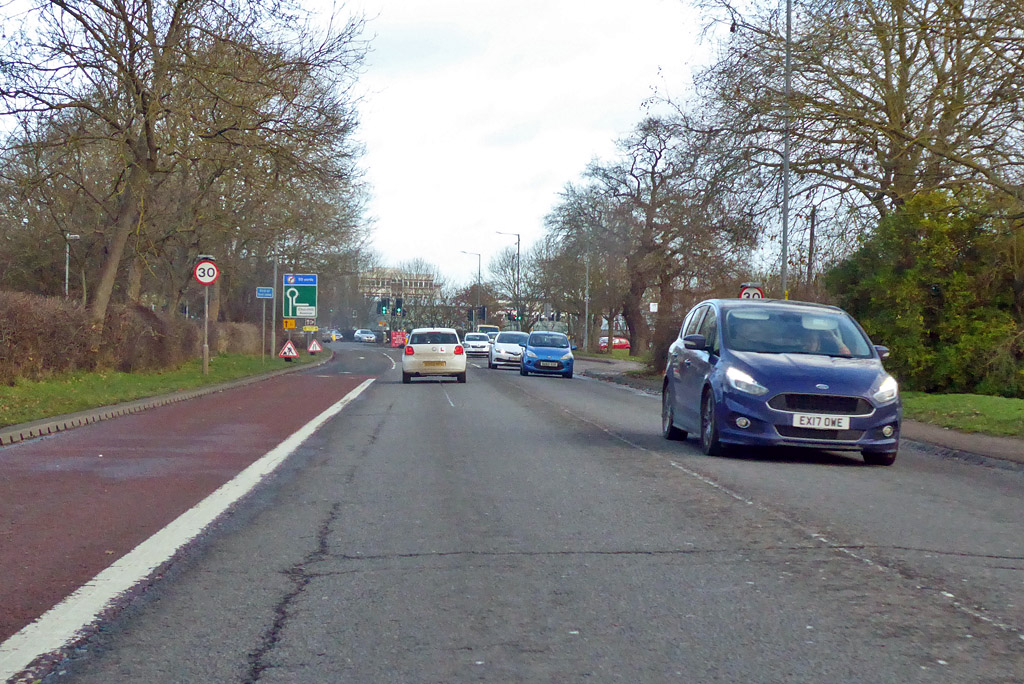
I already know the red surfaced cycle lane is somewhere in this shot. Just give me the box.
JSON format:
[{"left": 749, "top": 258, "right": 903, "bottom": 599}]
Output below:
[{"left": 0, "top": 373, "right": 370, "bottom": 643}]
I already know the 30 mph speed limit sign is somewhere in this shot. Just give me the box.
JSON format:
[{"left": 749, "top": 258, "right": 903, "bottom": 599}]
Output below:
[{"left": 193, "top": 260, "right": 219, "bottom": 286}]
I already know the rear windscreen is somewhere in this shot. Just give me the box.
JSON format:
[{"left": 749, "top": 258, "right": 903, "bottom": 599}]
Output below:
[{"left": 410, "top": 332, "right": 459, "bottom": 345}]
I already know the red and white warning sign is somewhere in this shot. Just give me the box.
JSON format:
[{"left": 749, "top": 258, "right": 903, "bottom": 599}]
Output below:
[
  {"left": 278, "top": 340, "right": 299, "bottom": 358},
  {"left": 307, "top": 338, "right": 322, "bottom": 354}
]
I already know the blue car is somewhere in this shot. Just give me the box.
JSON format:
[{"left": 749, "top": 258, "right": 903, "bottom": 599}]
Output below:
[
  {"left": 662, "top": 299, "right": 901, "bottom": 465},
  {"left": 520, "top": 331, "right": 575, "bottom": 379}
]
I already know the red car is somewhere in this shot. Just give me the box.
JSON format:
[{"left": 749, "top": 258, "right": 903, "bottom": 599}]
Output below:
[{"left": 599, "top": 336, "right": 630, "bottom": 351}]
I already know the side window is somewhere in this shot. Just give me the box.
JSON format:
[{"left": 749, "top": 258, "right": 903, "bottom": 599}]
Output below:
[
  {"left": 684, "top": 305, "right": 708, "bottom": 337},
  {"left": 698, "top": 308, "right": 719, "bottom": 353}
]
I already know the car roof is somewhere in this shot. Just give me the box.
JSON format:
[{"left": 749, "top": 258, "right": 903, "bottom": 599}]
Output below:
[
  {"left": 409, "top": 327, "right": 458, "bottom": 334},
  {"left": 704, "top": 298, "right": 845, "bottom": 314}
]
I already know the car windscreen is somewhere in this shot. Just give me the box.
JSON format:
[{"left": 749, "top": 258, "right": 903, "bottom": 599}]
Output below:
[
  {"left": 496, "top": 332, "right": 529, "bottom": 345},
  {"left": 723, "top": 308, "right": 872, "bottom": 358},
  {"left": 528, "top": 333, "right": 569, "bottom": 348},
  {"left": 465, "top": 334, "right": 489, "bottom": 341},
  {"left": 409, "top": 332, "right": 459, "bottom": 345}
]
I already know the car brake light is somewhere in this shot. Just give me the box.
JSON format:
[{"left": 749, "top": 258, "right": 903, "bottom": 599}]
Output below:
[
  {"left": 454, "top": 345, "right": 464, "bottom": 355},
  {"left": 404, "top": 345, "right": 414, "bottom": 355}
]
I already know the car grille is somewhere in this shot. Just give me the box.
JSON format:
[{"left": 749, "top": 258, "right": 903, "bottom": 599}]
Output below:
[
  {"left": 775, "top": 426, "right": 865, "bottom": 441},
  {"left": 768, "top": 394, "right": 872, "bottom": 415}
]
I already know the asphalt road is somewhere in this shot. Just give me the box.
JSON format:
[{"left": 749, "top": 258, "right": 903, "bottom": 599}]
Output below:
[{"left": 11, "top": 342, "right": 1024, "bottom": 682}]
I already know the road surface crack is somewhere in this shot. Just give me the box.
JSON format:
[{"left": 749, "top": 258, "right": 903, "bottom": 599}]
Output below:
[{"left": 244, "top": 502, "right": 339, "bottom": 684}]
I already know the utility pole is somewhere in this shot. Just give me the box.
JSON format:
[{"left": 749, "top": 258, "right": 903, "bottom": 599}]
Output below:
[
  {"left": 460, "top": 250, "right": 481, "bottom": 327},
  {"left": 781, "top": 0, "right": 792, "bottom": 299}
]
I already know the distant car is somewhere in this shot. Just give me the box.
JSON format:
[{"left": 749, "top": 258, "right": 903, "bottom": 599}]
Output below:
[
  {"left": 463, "top": 332, "right": 491, "bottom": 357},
  {"left": 661, "top": 299, "right": 901, "bottom": 465},
  {"left": 402, "top": 328, "right": 467, "bottom": 383},
  {"left": 521, "top": 331, "right": 574, "bottom": 379},
  {"left": 320, "top": 328, "right": 340, "bottom": 343},
  {"left": 599, "top": 336, "right": 630, "bottom": 350},
  {"left": 489, "top": 331, "right": 529, "bottom": 369},
  {"left": 354, "top": 329, "right": 376, "bottom": 343}
]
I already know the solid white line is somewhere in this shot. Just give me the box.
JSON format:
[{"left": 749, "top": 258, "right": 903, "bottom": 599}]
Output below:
[
  {"left": 0, "top": 378, "right": 375, "bottom": 683},
  {"left": 443, "top": 386, "right": 455, "bottom": 407},
  {"left": 380, "top": 352, "right": 396, "bottom": 370}
]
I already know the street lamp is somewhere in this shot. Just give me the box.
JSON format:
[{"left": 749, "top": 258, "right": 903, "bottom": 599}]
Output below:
[
  {"left": 495, "top": 231, "right": 520, "bottom": 327},
  {"left": 64, "top": 233, "right": 80, "bottom": 297},
  {"left": 781, "top": 0, "right": 792, "bottom": 298},
  {"left": 459, "top": 250, "right": 481, "bottom": 326}
]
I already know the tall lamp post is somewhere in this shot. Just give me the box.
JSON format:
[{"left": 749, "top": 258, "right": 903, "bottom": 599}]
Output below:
[
  {"left": 64, "top": 233, "right": 80, "bottom": 297},
  {"left": 496, "top": 231, "right": 520, "bottom": 328},
  {"left": 459, "top": 250, "right": 481, "bottom": 326}
]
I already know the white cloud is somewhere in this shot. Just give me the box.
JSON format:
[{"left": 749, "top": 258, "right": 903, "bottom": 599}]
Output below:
[{"left": 334, "top": 0, "right": 708, "bottom": 284}]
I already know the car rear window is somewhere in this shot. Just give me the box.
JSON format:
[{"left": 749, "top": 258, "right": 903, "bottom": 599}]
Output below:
[
  {"left": 409, "top": 332, "right": 459, "bottom": 345},
  {"left": 465, "top": 333, "right": 489, "bottom": 341},
  {"left": 496, "top": 332, "right": 528, "bottom": 344}
]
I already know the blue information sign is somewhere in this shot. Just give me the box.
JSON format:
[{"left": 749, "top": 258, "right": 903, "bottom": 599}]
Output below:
[{"left": 256, "top": 287, "right": 274, "bottom": 299}]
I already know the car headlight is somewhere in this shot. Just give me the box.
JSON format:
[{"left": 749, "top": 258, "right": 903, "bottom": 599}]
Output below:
[
  {"left": 725, "top": 366, "right": 769, "bottom": 396},
  {"left": 561, "top": 352, "right": 573, "bottom": 361},
  {"left": 873, "top": 375, "right": 899, "bottom": 404},
  {"left": 526, "top": 350, "right": 538, "bottom": 358}
]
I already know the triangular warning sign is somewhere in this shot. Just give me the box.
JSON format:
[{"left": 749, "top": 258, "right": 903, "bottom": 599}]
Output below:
[
  {"left": 307, "top": 338, "right": 322, "bottom": 353},
  {"left": 278, "top": 340, "right": 299, "bottom": 358}
]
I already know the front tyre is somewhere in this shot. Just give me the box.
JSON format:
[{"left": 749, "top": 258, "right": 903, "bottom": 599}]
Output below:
[
  {"left": 520, "top": 364, "right": 528, "bottom": 376},
  {"left": 563, "top": 369, "right": 573, "bottom": 379},
  {"left": 662, "top": 387, "right": 687, "bottom": 440},
  {"left": 862, "top": 450, "right": 897, "bottom": 466},
  {"left": 700, "top": 390, "right": 724, "bottom": 455}
]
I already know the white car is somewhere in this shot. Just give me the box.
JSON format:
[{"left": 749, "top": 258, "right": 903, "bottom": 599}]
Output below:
[
  {"left": 463, "top": 332, "right": 491, "bottom": 356},
  {"left": 402, "top": 328, "right": 467, "bottom": 383},
  {"left": 354, "top": 329, "right": 376, "bottom": 343},
  {"left": 488, "top": 330, "right": 529, "bottom": 369}
]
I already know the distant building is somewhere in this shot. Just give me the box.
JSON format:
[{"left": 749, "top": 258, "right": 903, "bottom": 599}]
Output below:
[{"left": 359, "top": 268, "right": 441, "bottom": 304}]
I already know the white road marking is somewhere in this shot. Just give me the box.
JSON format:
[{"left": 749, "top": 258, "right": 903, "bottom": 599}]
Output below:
[
  {"left": 0, "top": 379, "right": 376, "bottom": 682},
  {"left": 380, "top": 352, "right": 396, "bottom": 370},
  {"left": 443, "top": 386, "right": 455, "bottom": 407}
]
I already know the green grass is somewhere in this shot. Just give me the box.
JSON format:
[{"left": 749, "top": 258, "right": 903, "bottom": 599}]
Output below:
[
  {"left": 902, "top": 391, "right": 1024, "bottom": 438},
  {"left": 576, "top": 348, "right": 653, "bottom": 364},
  {"left": 0, "top": 353, "right": 317, "bottom": 429}
]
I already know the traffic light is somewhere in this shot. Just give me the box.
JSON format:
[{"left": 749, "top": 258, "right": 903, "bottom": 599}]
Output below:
[
  {"left": 507, "top": 309, "right": 517, "bottom": 321},
  {"left": 395, "top": 297, "right": 404, "bottom": 316},
  {"left": 467, "top": 308, "right": 474, "bottom": 322},
  {"left": 381, "top": 297, "right": 390, "bottom": 315},
  {"left": 478, "top": 305, "right": 487, "bottom": 321}
]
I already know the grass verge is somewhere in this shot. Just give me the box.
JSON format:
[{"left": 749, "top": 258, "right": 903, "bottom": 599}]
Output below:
[
  {"left": 0, "top": 353, "right": 318, "bottom": 429},
  {"left": 901, "top": 391, "right": 1024, "bottom": 439}
]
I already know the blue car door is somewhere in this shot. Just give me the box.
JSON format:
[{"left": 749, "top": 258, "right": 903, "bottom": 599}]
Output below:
[{"left": 674, "top": 305, "right": 709, "bottom": 430}]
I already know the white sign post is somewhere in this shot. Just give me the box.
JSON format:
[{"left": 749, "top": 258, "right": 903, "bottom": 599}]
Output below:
[{"left": 194, "top": 259, "right": 220, "bottom": 375}]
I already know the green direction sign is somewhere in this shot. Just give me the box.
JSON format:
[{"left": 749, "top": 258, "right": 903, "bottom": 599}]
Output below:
[{"left": 282, "top": 274, "right": 318, "bottom": 318}]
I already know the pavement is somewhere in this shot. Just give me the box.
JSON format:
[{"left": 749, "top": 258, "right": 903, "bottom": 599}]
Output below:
[{"left": 575, "top": 354, "right": 1024, "bottom": 467}]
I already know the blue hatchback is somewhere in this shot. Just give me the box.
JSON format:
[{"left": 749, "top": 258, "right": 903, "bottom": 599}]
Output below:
[
  {"left": 521, "top": 331, "right": 575, "bottom": 379},
  {"left": 662, "top": 299, "right": 901, "bottom": 465}
]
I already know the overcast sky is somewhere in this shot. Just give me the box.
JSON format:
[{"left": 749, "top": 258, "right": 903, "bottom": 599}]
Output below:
[{"left": 336, "top": 0, "right": 710, "bottom": 286}]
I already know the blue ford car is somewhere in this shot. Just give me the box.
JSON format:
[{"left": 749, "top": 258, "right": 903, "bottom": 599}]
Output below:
[
  {"left": 520, "top": 331, "right": 575, "bottom": 379},
  {"left": 662, "top": 299, "right": 901, "bottom": 465}
]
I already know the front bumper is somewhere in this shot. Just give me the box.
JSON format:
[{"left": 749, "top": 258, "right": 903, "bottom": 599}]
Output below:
[
  {"left": 491, "top": 351, "right": 522, "bottom": 365},
  {"left": 523, "top": 358, "right": 573, "bottom": 374},
  {"left": 715, "top": 389, "right": 901, "bottom": 453}
]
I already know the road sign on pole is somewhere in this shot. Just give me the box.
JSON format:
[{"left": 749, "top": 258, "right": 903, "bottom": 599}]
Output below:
[
  {"left": 194, "top": 260, "right": 219, "bottom": 285},
  {"left": 256, "top": 286, "right": 273, "bottom": 299},
  {"left": 739, "top": 282, "right": 765, "bottom": 299},
  {"left": 282, "top": 274, "right": 317, "bottom": 318},
  {"left": 193, "top": 258, "right": 219, "bottom": 376}
]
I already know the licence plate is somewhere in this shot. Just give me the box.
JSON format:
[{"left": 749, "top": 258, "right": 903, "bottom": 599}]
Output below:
[
  {"left": 423, "top": 360, "right": 446, "bottom": 367},
  {"left": 539, "top": 361, "right": 559, "bottom": 368},
  {"left": 793, "top": 414, "right": 850, "bottom": 430}
]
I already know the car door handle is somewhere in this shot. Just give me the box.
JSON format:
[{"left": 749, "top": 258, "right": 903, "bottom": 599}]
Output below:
[{"left": 683, "top": 359, "right": 692, "bottom": 366}]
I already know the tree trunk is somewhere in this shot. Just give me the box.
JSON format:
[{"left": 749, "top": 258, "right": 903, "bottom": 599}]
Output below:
[
  {"left": 88, "top": 163, "right": 147, "bottom": 326},
  {"left": 126, "top": 252, "right": 144, "bottom": 303},
  {"left": 650, "top": 271, "right": 678, "bottom": 372}
]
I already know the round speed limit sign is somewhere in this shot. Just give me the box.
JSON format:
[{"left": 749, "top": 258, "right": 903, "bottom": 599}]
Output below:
[
  {"left": 193, "top": 259, "right": 219, "bottom": 286},
  {"left": 739, "top": 285, "right": 764, "bottom": 299}
]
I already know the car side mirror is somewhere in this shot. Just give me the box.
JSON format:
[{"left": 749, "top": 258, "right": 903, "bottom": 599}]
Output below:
[
  {"left": 874, "top": 345, "right": 890, "bottom": 360},
  {"left": 519, "top": 343, "right": 526, "bottom": 348},
  {"left": 683, "top": 333, "right": 707, "bottom": 350},
  {"left": 571, "top": 345, "right": 578, "bottom": 350}
]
